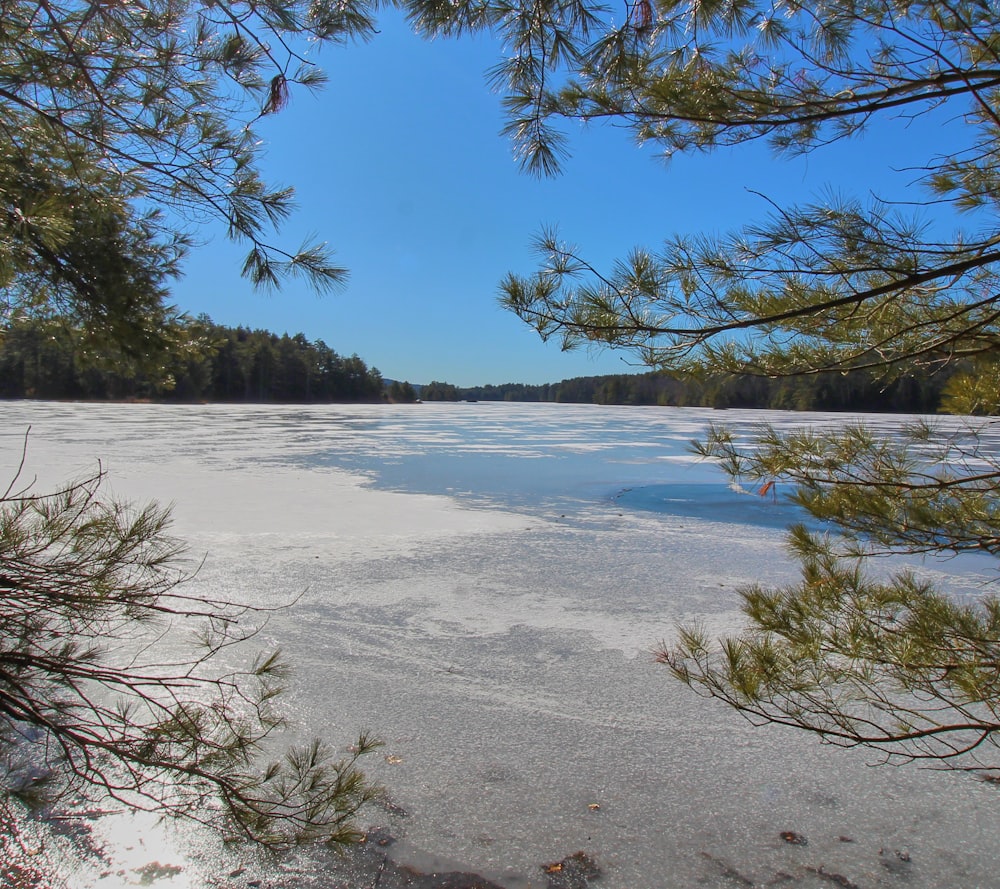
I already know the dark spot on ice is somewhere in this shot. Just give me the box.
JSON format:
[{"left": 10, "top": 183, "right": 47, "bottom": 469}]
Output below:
[
  {"left": 330, "top": 832, "right": 510, "bottom": 889},
  {"left": 879, "top": 848, "right": 912, "bottom": 876},
  {"left": 806, "top": 865, "right": 862, "bottom": 889},
  {"left": 133, "top": 861, "right": 183, "bottom": 884},
  {"left": 364, "top": 827, "right": 396, "bottom": 847},
  {"left": 700, "top": 852, "right": 754, "bottom": 886},
  {"left": 478, "top": 765, "right": 514, "bottom": 785},
  {"left": 542, "top": 851, "right": 601, "bottom": 889},
  {"left": 375, "top": 797, "right": 408, "bottom": 818}
]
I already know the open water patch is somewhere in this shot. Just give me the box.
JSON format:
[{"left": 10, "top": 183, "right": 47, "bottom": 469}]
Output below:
[{"left": 614, "top": 482, "right": 816, "bottom": 531}]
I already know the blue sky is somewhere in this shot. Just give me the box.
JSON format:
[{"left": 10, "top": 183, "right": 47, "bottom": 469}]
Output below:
[{"left": 169, "top": 9, "right": 958, "bottom": 388}]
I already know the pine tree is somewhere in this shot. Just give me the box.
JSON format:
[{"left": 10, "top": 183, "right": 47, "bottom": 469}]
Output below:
[
  {"left": 0, "top": 0, "right": 373, "bottom": 344},
  {"left": 0, "top": 452, "right": 380, "bottom": 844}
]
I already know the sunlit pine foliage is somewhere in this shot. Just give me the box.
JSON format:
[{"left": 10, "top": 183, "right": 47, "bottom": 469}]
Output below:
[{"left": 0, "top": 452, "right": 380, "bottom": 844}]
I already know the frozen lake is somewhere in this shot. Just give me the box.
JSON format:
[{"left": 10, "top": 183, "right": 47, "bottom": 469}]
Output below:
[{"left": 2, "top": 401, "right": 1000, "bottom": 889}]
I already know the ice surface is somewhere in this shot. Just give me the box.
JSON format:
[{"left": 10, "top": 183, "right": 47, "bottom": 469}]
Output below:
[{"left": 1, "top": 401, "right": 999, "bottom": 889}]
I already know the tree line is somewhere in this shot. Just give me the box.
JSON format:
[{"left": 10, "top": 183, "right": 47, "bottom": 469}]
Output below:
[
  {"left": 0, "top": 313, "right": 968, "bottom": 414},
  {"left": 0, "top": 315, "right": 386, "bottom": 402},
  {"left": 422, "top": 365, "right": 960, "bottom": 413}
]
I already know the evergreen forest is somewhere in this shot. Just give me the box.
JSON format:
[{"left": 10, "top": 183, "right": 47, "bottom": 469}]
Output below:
[
  {"left": 421, "top": 366, "right": 959, "bottom": 413},
  {"left": 0, "top": 314, "right": 966, "bottom": 412},
  {"left": 0, "top": 315, "right": 386, "bottom": 402}
]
